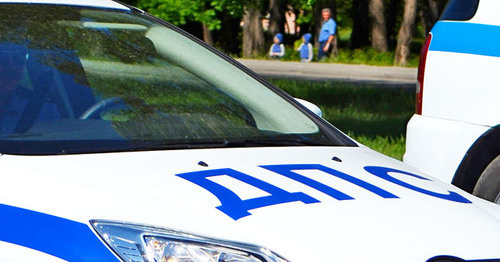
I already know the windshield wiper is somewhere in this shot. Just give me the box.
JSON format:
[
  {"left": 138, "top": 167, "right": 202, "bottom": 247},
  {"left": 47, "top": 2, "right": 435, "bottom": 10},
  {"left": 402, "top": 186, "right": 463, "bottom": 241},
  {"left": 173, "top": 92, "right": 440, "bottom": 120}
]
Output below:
[{"left": 127, "top": 138, "right": 333, "bottom": 151}]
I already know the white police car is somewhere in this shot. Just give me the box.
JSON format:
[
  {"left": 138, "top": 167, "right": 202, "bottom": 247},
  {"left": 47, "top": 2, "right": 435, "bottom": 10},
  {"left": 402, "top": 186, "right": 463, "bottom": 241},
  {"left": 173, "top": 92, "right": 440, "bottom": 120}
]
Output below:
[
  {"left": 0, "top": 1, "right": 500, "bottom": 261},
  {"left": 404, "top": 0, "right": 500, "bottom": 204}
]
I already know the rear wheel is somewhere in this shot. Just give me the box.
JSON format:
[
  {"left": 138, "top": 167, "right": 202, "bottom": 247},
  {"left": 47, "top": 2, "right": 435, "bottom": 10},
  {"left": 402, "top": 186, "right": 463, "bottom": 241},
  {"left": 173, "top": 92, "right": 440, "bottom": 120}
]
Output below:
[{"left": 473, "top": 155, "right": 500, "bottom": 204}]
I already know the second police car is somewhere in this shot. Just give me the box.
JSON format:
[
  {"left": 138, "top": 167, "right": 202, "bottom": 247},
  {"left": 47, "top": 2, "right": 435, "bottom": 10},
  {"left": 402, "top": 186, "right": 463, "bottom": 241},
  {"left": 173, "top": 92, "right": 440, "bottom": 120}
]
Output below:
[
  {"left": 0, "top": 0, "right": 499, "bottom": 261},
  {"left": 404, "top": 0, "right": 500, "bottom": 205}
]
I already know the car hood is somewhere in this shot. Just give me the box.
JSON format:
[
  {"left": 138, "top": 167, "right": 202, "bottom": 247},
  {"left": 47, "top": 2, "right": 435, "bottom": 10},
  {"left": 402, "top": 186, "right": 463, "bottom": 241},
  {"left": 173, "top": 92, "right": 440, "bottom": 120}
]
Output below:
[{"left": 1, "top": 146, "right": 499, "bottom": 261}]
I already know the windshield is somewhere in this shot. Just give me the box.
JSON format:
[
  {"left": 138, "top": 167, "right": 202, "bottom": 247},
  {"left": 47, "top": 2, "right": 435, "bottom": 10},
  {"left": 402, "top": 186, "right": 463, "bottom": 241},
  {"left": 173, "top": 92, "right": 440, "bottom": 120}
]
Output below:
[{"left": 0, "top": 4, "right": 355, "bottom": 155}]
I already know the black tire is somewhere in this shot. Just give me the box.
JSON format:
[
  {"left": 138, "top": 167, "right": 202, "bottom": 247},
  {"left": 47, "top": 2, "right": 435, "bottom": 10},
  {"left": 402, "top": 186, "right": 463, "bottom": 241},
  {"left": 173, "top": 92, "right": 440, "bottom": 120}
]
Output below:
[{"left": 473, "top": 155, "right": 500, "bottom": 204}]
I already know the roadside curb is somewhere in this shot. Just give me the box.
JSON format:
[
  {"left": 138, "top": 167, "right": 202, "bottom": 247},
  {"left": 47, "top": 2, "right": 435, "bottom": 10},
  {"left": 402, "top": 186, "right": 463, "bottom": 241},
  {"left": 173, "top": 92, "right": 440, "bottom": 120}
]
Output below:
[{"left": 236, "top": 59, "right": 417, "bottom": 90}]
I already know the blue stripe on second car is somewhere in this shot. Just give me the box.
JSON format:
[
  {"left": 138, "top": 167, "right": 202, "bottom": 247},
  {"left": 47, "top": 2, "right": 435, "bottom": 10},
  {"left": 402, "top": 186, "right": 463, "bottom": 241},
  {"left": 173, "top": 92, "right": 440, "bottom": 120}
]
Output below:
[
  {"left": 430, "top": 21, "right": 500, "bottom": 58},
  {"left": 0, "top": 203, "right": 119, "bottom": 262}
]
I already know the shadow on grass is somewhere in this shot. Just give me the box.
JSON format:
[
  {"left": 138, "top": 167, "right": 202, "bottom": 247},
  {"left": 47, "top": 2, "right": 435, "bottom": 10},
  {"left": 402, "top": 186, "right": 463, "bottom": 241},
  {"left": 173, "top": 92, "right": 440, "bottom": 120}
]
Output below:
[
  {"left": 332, "top": 117, "right": 411, "bottom": 138},
  {"left": 269, "top": 78, "right": 415, "bottom": 159}
]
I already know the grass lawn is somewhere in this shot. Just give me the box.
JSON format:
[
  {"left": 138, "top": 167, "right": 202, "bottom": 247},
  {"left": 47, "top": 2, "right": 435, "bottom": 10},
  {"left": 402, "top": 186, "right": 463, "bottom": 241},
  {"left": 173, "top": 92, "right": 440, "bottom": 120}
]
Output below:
[
  {"left": 269, "top": 78, "right": 415, "bottom": 160},
  {"left": 279, "top": 47, "right": 420, "bottom": 67}
]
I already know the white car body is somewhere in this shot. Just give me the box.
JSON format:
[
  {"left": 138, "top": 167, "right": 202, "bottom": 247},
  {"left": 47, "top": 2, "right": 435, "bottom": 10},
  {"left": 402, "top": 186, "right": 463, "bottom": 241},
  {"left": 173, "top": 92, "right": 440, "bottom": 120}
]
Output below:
[
  {"left": 0, "top": 1, "right": 499, "bottom": 262},
  {"left": 404, "top": 0, "right": 500, "bottom": 198},
  {"left": 2, "top": 147, "right": 500, "bottom": 262}
]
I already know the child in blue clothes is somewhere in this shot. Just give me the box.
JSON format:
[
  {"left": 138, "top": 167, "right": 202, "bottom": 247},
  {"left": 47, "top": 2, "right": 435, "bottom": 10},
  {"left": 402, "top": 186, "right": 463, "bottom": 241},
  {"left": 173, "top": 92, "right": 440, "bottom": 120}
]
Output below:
[
  {"left": 297, "top": 33, "right": 313, "bottom": 62},
  {"left": 268, "top": 33, "right": 285, "bottom": 59}
]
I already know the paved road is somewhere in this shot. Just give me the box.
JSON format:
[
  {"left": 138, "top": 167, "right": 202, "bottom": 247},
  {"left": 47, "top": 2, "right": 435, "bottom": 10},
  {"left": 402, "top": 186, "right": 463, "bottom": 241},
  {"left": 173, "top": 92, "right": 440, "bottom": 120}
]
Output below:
[{"left": 237, "top": 59, "right": 417, "bottom": 89}]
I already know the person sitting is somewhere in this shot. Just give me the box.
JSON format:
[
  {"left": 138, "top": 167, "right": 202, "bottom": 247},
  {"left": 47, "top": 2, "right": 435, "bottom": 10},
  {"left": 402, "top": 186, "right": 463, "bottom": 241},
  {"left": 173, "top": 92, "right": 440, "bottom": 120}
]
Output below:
[
  {"left": 297, "top": 33, "right": 313, "bottom": 62},
  {"left": 0, "top": 43, "right": 60, "bottom": 134},
  {"left": 269, "top": 33, "right": 285, "bottom": 59}
]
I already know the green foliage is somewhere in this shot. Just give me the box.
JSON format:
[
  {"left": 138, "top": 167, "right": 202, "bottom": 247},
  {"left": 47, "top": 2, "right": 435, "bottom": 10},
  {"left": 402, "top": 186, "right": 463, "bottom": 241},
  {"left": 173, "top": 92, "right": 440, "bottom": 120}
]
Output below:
[
  {"left": 325, "top": 48, "right": 418, "bottom": 67},
  {"left": 269, "top": 78, "right": 414, "bottom": 160},
  {"left": 243, "top": 45, "right": 418, "bottom": 67},
  {"left": 337, "top": 27, "right": 352, "bottom": 43},
  {"left": 290, "top": 0, "right": 315, "bottom": 24},
  {"left": 136, "top": 0, "right": 424, "bottom": 66},
  {"left": 333, "top": 0, "right": 353, "bottom": 26},
  {"left": 351, "top": 134, "right": 406, "bottom": 160},
  {"left": 265, "top": 45, "right": 417, "bottom": 67},
  {"left": 137, "top": 0, "right": 243, "bottom": 30},
  {"left": 136, "top": 0, "right": 427, "bottom": 65}
]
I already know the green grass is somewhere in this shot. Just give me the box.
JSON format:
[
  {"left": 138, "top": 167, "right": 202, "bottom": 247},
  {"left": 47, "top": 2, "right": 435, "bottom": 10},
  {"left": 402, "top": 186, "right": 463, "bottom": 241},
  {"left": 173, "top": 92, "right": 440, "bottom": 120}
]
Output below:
[
  {"left": 269, "top": 78, "right": 415, "bottom": 160},
  {"left": 251, "top": 45, "right": 420, "bottom": 67}
]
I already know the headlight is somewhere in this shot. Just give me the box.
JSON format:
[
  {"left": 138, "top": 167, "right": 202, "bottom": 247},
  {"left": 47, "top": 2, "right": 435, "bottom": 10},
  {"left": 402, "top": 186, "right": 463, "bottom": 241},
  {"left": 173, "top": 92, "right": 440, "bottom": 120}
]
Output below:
[{"left": 91, "top": 220, "right": 288, "bottom": 262}]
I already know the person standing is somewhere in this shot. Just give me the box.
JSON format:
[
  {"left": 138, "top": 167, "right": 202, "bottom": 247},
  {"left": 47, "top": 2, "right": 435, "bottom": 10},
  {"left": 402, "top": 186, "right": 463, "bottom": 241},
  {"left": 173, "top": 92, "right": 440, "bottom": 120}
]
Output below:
[
  {"left": 284, "top": 5, "right": 297, "bottom": 35},
  {"left": 318, "top": 8, "right": 336, "bottom": 61}
]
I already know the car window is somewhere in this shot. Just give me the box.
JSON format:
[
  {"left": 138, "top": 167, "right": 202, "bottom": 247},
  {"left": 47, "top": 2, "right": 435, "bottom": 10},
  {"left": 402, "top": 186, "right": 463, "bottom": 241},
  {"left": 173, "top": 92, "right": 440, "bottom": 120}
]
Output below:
[
  {"left": 440, "top": 0, "right": 479, "bottom": 21},
  {"left": 0, "top": 4, "right": 355, "bottom": 155}
]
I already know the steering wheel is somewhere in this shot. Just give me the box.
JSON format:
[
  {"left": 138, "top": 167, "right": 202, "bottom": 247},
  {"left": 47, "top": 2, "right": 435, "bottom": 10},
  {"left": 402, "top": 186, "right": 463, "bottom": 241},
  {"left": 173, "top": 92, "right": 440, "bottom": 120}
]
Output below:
[{"left": 79, "top": 97, "right": 126, "bottom": 119}]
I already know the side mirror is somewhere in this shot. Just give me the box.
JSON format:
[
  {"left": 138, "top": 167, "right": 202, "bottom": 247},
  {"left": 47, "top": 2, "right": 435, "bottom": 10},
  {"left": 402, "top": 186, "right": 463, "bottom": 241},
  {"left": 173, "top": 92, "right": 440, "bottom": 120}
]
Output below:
[{"left": 294, "top": 98, "right": 322, "bottom": 118}]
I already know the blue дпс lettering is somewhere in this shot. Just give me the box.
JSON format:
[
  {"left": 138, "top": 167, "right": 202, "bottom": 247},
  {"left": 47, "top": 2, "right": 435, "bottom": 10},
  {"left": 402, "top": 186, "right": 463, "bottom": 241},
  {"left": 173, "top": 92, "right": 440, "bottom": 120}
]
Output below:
[{"left": 177, "top": 164, "right": 471, "bottom": 220}]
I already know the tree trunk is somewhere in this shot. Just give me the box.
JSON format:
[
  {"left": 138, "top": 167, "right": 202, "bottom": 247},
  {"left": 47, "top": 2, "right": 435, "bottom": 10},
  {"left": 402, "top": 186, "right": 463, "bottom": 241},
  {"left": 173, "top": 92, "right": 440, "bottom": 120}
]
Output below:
[
  {"left": 268, "top": 0, "right": 283, "bottom": 37},
  {"left": 349, "top": 0, "right": 370, "bottom": 49},
  {"left": 243, "top": 5, "right": 265, "bottom": 58},
  {"left": 420, "top": 0, "right": 444, "bottom": 35},
  {"left": 202, "top": 22, "right": 214, "bottom": 45},
  {"left": 386, "top": 0, "right": 402, "bottom": 49},
  {"left": 428, "top": 0, "right": 441, "bottom": 20},
  {"left": 394, "top": 0, "right": 417, "bottom": 66},
  {"left": 219, "top": 15, "right": 242, "bottom": 55},
  {"left": 369, "top": 0, "right": 388, "bottom": 52}
]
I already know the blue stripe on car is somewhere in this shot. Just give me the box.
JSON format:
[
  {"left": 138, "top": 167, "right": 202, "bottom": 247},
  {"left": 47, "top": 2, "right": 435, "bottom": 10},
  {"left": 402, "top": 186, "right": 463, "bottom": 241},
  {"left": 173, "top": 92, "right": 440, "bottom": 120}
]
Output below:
[
  {"left": 0, "top": 203, "right": 119, "bottom": 261},
  {"left": 430, "top": 21, "right": 500, "bottom": 57}
]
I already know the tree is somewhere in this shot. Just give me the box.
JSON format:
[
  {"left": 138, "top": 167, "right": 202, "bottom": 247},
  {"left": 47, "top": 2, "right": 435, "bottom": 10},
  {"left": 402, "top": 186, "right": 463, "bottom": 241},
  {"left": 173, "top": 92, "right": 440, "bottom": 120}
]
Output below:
[
  {"left": 120, "top": 0, "right": 139, "bottom": 6},
  {"left": 349, "top": 0, "right": 369, "bottom": 49},
  {"left": 136, "top": 0, "right": 242, "bottom": 44},
  {"left": 419, "top": 0, "right": 446, "bottom": 36},
  {"left": 287, "top": 0, "right": 315, "bottom": 44},
  {"left": 369, "top": 0, "right": 388, "bottom": 52},
  {"left": 268, "top": 0, "right": 284, "bottom": 38},
  {"left": 201, "top": 22, "right": 214, "bottom": 45},
  {"left": 242, "top": 2, "right": 265, "bottom": 57},
  {"left": 385, "top": 0, "right": 403, "bottom": 49},
  {"left": 394, "top": 0, "right": 417, "bottom": 66}
]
